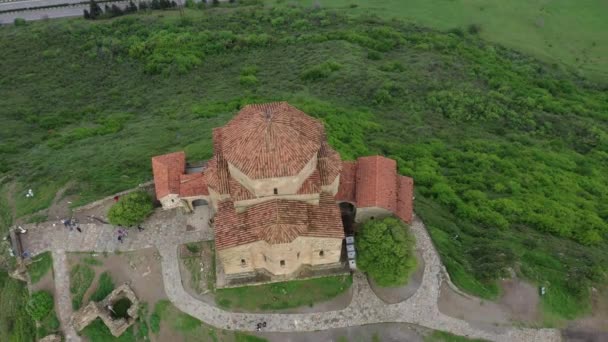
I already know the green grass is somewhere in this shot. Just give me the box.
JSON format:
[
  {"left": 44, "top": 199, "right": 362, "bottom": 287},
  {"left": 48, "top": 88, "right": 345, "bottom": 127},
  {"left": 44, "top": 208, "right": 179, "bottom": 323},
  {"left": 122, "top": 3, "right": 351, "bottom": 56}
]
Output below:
[
  {"left": 183, "top": 257, "right": 205, "bottom": 294},
  {"left": 186, "top": 242, "right": 202, "bottom": 254},
  {"left": 80, "top": 318, "right": 135, "bottom": 342},
  {"left": 26, "top": 213, "right": 48, "bottom": 224},
  {"left": 69, "top": 264, "right": 95, "bottom": 310},
  {"left": 0, "top": 5, "right": 607, "bottom": 325},
  {"left": 150, "top": 299, "right": 266, "bottom": 341},
  {"left": 27, "top": 251, "right": 53, "bottom": 284},
  {"left": 215, "top": 275, "right": 352, "bottom": 311},
  {"left": 90, "top": 271, "right": 115, "bottom": 301},
  {"left": 0, "top": 272, "right": 36, "bottom": 342},
  {"left": 266, "top": 0, "right": 608, "bottom": 81},
  {"left": 424, "top": 330, "right": 489, "bottom": 342},
  {"left": 82, "top": 255, "right": 103, "bottom": 266},
  {"left": 36, "top": 309, "right": 60, "bottom": 339},
  {"left": 235, "top": 333, "right": 268, "bottom": 342}
]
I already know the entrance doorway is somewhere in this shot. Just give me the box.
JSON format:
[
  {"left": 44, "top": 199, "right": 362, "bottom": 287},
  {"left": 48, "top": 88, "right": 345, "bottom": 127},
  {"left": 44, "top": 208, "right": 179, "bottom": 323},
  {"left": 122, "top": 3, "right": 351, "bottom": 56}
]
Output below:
[{"left": 339, "top": 202, "right": 356, "bottom": 236}]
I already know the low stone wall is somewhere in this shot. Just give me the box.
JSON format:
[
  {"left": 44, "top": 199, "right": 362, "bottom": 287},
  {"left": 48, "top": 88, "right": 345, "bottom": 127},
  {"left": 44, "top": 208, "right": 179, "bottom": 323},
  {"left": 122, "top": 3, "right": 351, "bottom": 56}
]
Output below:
[
  {"left": 71, "top": 283, "right": 140, "bottom": 337},
  {"left": 73, "top": 181, "right": 154, "bottom": 213}
]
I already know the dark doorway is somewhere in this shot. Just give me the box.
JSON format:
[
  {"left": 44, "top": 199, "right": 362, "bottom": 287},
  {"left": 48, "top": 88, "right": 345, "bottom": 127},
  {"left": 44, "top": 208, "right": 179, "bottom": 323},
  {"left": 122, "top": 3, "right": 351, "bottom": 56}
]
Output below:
[
  {"left": 339, "top": 202, "right": 356, "bottom": 236},
  {"left": 192, "top": 199, "right": 208, "bottom": 207}
]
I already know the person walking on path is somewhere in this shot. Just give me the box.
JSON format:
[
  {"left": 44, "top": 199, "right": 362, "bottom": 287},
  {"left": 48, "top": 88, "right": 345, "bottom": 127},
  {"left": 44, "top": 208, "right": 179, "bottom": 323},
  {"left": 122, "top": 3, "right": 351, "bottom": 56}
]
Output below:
[
  {"left": 137, "top": 225, "right": 145, "bottom": 232},
  {"left": 76, "top": 227, "right": 82, "bottom": 233}
]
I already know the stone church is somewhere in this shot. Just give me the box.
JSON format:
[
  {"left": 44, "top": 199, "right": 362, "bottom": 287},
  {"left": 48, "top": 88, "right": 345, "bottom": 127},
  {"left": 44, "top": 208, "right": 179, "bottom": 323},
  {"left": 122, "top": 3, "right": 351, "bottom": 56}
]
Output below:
[{"left": 152, "top": 102, "right": 413, "bottom": 285}]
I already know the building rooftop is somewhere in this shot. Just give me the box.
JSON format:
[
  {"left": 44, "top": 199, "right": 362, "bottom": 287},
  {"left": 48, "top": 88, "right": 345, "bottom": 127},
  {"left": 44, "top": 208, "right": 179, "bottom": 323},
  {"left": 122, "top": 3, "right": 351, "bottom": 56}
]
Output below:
[
  {"left": 220, "top": 102, "right": 325, "bottom": 179},
  {"left": 214, "top": 192, "right": 344, "bottom": 250}
]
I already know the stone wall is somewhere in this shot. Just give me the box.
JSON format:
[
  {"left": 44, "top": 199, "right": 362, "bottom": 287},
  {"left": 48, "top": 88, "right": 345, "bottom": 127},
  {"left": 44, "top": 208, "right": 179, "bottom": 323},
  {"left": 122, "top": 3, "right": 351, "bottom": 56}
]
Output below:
[
  {"left": 228, "top": 155, "right": 317, "bottom": 198},
  {"left": 71, "top": 283, "right": 139, "bottom": 337},
  {"left": 219, "top": 236, "right": 342, "bottom": 277}
]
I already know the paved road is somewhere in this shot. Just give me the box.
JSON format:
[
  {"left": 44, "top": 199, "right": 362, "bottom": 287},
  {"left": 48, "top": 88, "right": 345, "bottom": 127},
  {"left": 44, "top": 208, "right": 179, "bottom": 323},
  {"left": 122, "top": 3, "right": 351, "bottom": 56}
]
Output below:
[{"left": 19, "top": 210, "right": 561, "bottom": 342}]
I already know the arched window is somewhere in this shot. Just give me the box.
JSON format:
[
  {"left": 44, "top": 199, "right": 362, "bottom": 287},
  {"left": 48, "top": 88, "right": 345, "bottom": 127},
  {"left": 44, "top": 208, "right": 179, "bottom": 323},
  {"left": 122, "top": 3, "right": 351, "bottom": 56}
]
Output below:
[
  {"left": 273, "top": 188, "right": 278, "bottom": 195},
  {"left": 280, "top": 260, "right": 285, "bottom": 267},
  {"left": 319, "top": 250, "right": 324, "bottom": 257},
  {"left": 241, "top": 259, "right": 246, "bottom": 266}
]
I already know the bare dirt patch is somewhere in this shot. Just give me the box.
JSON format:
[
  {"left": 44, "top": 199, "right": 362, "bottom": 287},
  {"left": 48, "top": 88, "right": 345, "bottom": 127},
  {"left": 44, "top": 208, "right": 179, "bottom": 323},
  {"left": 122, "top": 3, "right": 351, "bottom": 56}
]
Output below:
[
  {"left": 439, "top": 276, "right": 543, "bottom": 329},
  {"left": 30, "top": 269, "right": 55, "bottom": 294},
  {"left": 563, "top": 287, "right": 608, "bottom": 341},
  {"left": 68, "top": 248, "right": 166, "bottom": 306},
  {"left": 498, "top": 278, "right": 540, "bottom": 323},
  {"left": 369, "top": 250, "right": 425, "bottom": 304}
]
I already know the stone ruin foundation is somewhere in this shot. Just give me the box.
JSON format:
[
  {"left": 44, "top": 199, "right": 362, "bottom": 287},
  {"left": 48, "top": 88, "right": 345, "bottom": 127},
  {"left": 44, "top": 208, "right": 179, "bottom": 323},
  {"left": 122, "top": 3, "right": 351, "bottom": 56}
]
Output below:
[{"left": 72, "top": 283, "right": 139, "bottom": 337}]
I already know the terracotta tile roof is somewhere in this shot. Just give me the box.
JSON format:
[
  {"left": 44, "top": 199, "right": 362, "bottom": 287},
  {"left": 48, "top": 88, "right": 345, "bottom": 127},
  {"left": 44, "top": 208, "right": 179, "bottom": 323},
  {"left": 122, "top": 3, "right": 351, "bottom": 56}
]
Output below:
[
  {"left": 317, "top": 141, "right": 342, "bottom": 186},
  {"left": 355, "top": 156, "right": 398, "bottom": 211},
  {"left": 297, "top": 169, "right": 321, "bottom": 195},
  {"left": 152, "top": 152, "right": 186, "bottom": 199},
  {"left": 336, "top": 161, "right": 357, "bottom": 203},
  {"left": 396, "top": 176, "right": 414, "bottom": 224},
  {"left": 229, "top": 177, "right": 255, "bottom": 201},
  {"left": 206, "top": 128, "right": 230, "bottom": 195},
  {"left": 179, "top": 173, "right": 209, "bottom": 197},
  {"left": 221, "top": 102, "right": 325, "bottom": 179},
  {"left": 214, "top": 193, "right": 344, "bottom": 250}
]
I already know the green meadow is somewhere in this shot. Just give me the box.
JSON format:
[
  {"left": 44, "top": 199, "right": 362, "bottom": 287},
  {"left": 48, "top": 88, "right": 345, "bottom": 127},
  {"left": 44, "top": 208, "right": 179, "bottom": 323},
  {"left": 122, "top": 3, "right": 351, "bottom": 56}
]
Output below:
[{"left": 269, "top": 0, "right": 608, "bottom": 81}]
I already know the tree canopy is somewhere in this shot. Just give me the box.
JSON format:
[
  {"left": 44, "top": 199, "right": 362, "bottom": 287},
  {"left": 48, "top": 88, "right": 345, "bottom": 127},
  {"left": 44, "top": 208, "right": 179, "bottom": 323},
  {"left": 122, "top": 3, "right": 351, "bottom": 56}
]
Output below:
[
  {"left": 356, "top": 217, "right": 416, "bottom": 287},
  {"left": 107, "top": 191, "right": 153, "bottom": 227}
]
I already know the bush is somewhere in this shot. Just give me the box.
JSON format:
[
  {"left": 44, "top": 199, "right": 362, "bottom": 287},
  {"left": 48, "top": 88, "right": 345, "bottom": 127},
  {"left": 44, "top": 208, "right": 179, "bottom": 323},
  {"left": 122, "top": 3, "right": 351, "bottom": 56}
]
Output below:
[
  {"left": 239, "top": 74, "right": 258, "bottom": 86},
  {"left": 13, "top": 18, "right": 26, "bottom": 26},
  {"left": 300, "top": 61, "right": 342, "bottom": 81},
  {"left": 468, "top": 23, "right": 482, "bottom": 35},
  {"left": 27, "top": 291, "right": 54, "bottom": 321},
  {"left": 356, "top": 217, "right": 416, "bottom": 286},
  {"left": 108, "top": 191, "right": 153, "bottom": 227}
]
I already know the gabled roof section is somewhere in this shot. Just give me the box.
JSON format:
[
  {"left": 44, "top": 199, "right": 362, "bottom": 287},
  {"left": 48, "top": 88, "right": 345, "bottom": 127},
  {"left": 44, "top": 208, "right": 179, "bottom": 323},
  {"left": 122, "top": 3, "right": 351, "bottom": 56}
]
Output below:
[
  {"left": 317, "top": 141, "right": 342, "bottom": 186},
  {"left": 336, "top": 161, "right": 357, "bottom": 203},
  {"left": 355, "top": 156, "right": 398, "bottom": 211},
  {"left": 152, "top": 152, "right": 186, "bottom": 199},
  {"left": 220, "top": 102, "right": 325, "bottom": 179},
  {"left": 206, "top": 128, "right": 230, "bottom": 195},
  {"left": 214, "top": 193, "right": 344, "bottom": 250},
  {"left": 396, "top": 176, "right": 414, "bottom": 224},
  {"left": 179, "top": 173, "right": 209, "bottom": 198}
]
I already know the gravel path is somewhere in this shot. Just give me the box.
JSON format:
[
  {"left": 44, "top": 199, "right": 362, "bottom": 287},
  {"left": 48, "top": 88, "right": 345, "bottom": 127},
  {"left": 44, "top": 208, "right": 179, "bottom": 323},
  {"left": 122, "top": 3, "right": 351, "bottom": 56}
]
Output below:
[
  {"left": 52, "top": 249, "right": 82, "bottom": 342},
  {"left": 20, "top": 210, "right": 562, "bottom": 342}
]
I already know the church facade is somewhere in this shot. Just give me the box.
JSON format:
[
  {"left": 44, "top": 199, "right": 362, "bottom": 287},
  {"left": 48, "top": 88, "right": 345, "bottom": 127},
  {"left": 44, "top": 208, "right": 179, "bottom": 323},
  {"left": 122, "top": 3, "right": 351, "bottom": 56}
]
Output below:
[{"left": 152, "top": 102, "right": 413, "bottom": 285}]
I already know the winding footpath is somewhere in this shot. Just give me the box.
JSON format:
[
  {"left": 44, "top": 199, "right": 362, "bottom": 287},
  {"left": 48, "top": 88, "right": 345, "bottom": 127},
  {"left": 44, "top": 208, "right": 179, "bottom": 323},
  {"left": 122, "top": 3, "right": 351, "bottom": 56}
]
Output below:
[{"left": 20, "top": 210, "right": 561, "bottom": 342}]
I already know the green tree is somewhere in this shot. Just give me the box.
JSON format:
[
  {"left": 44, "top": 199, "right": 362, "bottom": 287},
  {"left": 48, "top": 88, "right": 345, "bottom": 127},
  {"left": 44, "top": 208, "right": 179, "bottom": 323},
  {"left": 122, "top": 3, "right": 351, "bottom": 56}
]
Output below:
[
  {"left": 356, "top": 217, "right": 416, "bottom": 287},
  {"left": 108, "top": 191, "right": 153, "bottom": 227},
  {"left": 27, "top": 291, "right": 53, "bottom": 321}
]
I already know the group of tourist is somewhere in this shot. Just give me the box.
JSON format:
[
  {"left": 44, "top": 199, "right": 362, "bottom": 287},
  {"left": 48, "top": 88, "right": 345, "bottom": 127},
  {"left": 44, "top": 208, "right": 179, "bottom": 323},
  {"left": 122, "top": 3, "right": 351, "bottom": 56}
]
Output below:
[{"left": 62, "top": 218, "right": 82, "bottom": 233}]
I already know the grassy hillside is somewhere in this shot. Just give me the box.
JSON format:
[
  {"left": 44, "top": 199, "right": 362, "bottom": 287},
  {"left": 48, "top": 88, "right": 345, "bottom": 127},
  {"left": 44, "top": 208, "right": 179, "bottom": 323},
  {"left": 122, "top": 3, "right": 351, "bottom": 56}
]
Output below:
[
  {"left": 269, "top": 0, "right": 608, "bottom": 81},
  {"left": 0, "top": 5, "right": 607, "bottom": 324}
]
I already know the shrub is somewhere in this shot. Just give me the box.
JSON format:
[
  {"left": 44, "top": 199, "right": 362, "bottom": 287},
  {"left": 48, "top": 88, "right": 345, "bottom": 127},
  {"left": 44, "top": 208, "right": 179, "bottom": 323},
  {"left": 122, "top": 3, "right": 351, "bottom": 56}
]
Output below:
[
  {"left": 300, "top": 61, "right": 342, "bottom": 81},
  {"left": 367, "top": 50, "right": 382, "bottom": 60},
  {"left": 27, "top": 291, "right": 54, "bottom": 321},
  {"left": 149, "top": 312, "right": 161, "bottom": 334},
  {"left": 468, "top": 23, "right": 482, "bottom": 35},
  {"left": 13, "top": 18, "right": 27, "bottom": 26},
  {"left": 239, "top": 74, "right": 258, "bottom": 86},
  {"left": 108, "top": 191, "right": 153, "bottom": 227},
  {"left": 356, "top": 217, "right": 416, "bottom": 286}
]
